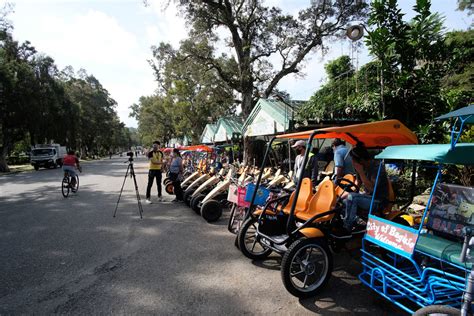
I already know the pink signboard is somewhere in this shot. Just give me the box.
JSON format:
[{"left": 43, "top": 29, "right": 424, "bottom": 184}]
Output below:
[{"left": 366, "top": 217, "right": 418, "bottom": 255}]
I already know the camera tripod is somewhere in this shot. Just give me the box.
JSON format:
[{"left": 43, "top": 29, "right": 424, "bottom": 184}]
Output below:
[{"left": 113, "top": 157, "right": 143, "bottom": 218}]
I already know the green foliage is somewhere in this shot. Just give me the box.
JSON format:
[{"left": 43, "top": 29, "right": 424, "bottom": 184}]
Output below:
[
  {"left": 133, "top": 38, "right": 235, "bottom": 145},
  {"left": 0, "top": 10, "right": 133, "bottom": 171},
  {"left": 171, "top": 0, "right": 368, "bottom": 118},
  {"left": 298, "top": 59, "right": 381, "bottom": 121},
  {"left": 457, "top": 0, "right": 474, "bottom": 15},
  {"left": 300, "top": 0, "right": 473, "bottom": 146},
  {"left": 324, "top": 55, "right": 354, "bottom": 81}
]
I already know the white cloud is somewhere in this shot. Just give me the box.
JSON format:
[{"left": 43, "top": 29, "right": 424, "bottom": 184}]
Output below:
[{"left": 145, "top": 0, "right": 188, "bottom": 48}]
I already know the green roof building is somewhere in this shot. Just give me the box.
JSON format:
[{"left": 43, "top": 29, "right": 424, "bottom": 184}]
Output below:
[
  {"left": 214, "top": 117, "right": 243, "bottom": 143},
  {"left": 242, "top": 98, "right": 304, "bottom": 137},
  {"left": 200, "top": 123, "right": 218, "bottom": 144}
]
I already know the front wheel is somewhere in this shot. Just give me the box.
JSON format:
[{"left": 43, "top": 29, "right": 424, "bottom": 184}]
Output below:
[
  {"left": 61, "top": 177, "right": 70, "bottom": 198},
  {"left": 165, "top": 182, "right": 174, "bottom": 195},
  {"left": 281, "top": 238, "right": 333, "bottom": 298},
  {"left": 237, "top": 217, "right": 272, "bottom": 260},
  {"left": 200, "top": 200, "right": 222, "bottom": 222},
  {"left": 413, "top": 305, "right": 459, "bottom": 316},
  {"left": 183, "top": 190, "right": 194, "bottom": 207}
]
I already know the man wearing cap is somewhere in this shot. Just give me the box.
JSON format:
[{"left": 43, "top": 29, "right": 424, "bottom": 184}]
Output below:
[
  {"left": 332, "top": 138, "right": 354, "bottom": 179},
  {"left": 292, "top": 140, "right": 319, "bottom": 186}
]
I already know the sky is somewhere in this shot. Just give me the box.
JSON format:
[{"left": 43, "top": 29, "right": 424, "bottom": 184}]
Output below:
[{"left": 2, "top": 0, "right": 471, "bottom": 128}]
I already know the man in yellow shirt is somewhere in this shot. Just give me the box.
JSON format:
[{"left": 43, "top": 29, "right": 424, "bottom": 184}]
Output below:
[{"left": 146, "top": 141, "right": 164, "bottom": 203}]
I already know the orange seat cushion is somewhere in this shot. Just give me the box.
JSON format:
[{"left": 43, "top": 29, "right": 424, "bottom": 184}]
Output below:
[
  {"left": 282, "top": 178, "right": 313, "bottom": 215},
  {"left": 296, "top": 179, "right": 336, "bottom": 222}
]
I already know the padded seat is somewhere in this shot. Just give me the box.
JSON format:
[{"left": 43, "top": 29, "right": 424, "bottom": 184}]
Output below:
[
  {"left": 296, "top": 179, "right": 336, "bottom": 222},
  {"left": 415, "top": 233, "right": 472, "bottom": 269},
  {"left": 281, "top": 178, "right": 313, "bottom": 215}
]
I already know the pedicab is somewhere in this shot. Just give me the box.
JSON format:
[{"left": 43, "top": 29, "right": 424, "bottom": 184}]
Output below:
[
  {"left": 237, "top": 120, "right": 419, "bottom": 298},
  {"left": 359, "top": 105, "right": 474, "bottom": 315}
]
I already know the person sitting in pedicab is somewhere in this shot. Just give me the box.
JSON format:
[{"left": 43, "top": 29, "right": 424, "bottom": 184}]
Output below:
[
  {"left": 291, "top": 140, "right": 319, "bottom": 187},
  {"left": 342, "top": 144, "right": 389, "bottom": 233}
]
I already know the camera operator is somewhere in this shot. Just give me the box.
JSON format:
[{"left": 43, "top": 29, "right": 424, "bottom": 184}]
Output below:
[{"left": 145, "top": 141, "right": 164, "bottom": 204}]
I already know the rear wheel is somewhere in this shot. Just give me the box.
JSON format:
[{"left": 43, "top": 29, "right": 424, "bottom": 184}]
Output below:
[
  {"left": 413, "top": 305, "right": 459, "bottom": 316},
  {"left": 191, "top": 194, "right": 205, "bottom": 214},
  {"left": 200, "top": 200, "right": 222, "bottom": 222},
  {"left": 62, "top": 176, "right": 70, "bottom": 198},
  {"left": 237, "top": 217, "right": 272, "bottom": 260},
  {"left": 71, "top": 175, "right": 79, "bottom": 193},
  {"left": 34, "top": 165, "right": 39, "bottom": 171},
  {"left": 281, "top": 238, "right": 332, "bottom": 298}
]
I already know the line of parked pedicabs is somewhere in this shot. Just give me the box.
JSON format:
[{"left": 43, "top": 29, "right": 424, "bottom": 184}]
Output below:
[{"left": 168, "top": 105, "right": 474, "bottom": 315}]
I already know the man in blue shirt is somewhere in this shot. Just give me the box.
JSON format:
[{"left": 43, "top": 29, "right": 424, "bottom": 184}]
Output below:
[{"left": 332, "top": 138, "right": 354, "bottom": 179}]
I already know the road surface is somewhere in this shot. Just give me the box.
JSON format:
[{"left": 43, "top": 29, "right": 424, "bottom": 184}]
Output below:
[{"left": 0, "top": 156, "right": 404, "bottom": 315}]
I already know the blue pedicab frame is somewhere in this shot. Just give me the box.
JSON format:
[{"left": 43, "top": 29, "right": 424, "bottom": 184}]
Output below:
[{"left": 359, "top": 143, "right": 474, "bottom": 314}]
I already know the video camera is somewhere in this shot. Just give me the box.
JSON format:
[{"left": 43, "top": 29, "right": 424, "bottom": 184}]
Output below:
[{"left": 126, "top": 151, "right": 134, "bottom": 162}]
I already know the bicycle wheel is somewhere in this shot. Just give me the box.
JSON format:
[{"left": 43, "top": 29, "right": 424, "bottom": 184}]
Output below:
[
  {"left": 62, "top": 176, "right": 70, "bottom": 198},
  {"left": 71, "top": 175, "right": 79, "bottom": 193},
  {"left": 413, "top": 305, "right": 459, "bottom": 316}
]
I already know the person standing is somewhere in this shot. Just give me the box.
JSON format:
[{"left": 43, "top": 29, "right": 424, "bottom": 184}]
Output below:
[
  {"left": 332, "top": 138, "right": 354, "bottom": 179},
  {"left": 146, "top": 141, "right": 164, "bottom": 204},
  {"left": 169, "top": 148, "right": 184, "bottom": 202},
  {"left": 292, "top": 140, "right": 318, "bottom": 186}
]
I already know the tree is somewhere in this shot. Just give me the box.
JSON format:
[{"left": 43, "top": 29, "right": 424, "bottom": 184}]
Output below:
[
  {"left": 364, "top": 0, "right": 448, "bottom": 131},
  {"left": 457, "top": 0, "right": 474, "bottom": 15},
  {"left": 0, "top": 30, "right": 38, "bottom": 172},
  {"left": 136, "top": 38, "right": 235, "bottom": 145},
  {"left": 324, "top": 55, "right": 354, "bottom": 80},
  {"left": 298, "top": 58, "right": 379, "bottom": 121},
  {"left": 172, "top": 0, "right": 368, "bottom": 117}
]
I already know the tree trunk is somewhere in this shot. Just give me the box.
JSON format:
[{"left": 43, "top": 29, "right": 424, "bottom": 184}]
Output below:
[{"left": 0, "top": 146, "right": 10, "bottom": 172}]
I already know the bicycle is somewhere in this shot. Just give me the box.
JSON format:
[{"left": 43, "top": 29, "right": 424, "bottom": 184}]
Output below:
[{"left": 62, "top": 167, "right": 80, "bottom": 198}]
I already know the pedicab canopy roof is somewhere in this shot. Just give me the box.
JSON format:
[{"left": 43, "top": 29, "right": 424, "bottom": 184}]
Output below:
[
  {"left": 375, "top": 143, "right": 474, "bottom": 165},
  {"left": 276, "top": 120, "right": 418, "bottom": 148},
  {"left": 435, "top": 104, "right": 474, "bottom": 124},
  {"left": 179, "top": 145, "right": 213, "bottom": 152}
]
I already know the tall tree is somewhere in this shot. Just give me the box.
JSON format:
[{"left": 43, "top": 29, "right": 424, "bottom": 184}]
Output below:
[
  {"left": 172, "top": 0, "right": 368, "bottom": 117},
  {"left": 0, "top": 30, "right": 38, "bottom": 172}
]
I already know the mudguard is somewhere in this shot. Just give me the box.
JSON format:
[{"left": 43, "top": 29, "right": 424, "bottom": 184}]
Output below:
[{"left": 299, "top": 227, "right": 325, "bottom": 238}]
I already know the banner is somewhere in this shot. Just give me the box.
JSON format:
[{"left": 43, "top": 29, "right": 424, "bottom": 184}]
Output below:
[{"left": 366, "top": 216, "right": 418, "bottom": 256}]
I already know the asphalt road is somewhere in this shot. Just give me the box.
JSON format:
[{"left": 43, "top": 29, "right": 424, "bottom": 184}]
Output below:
[{"left": 0, "top": 156, "right": 405, "bottom": 315}]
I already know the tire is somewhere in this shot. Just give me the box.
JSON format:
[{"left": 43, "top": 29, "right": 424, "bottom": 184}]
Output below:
[
  {"left": 71, "top": 175, "right": 79, "bottom": 193},
  {"left": 200, "top": 200, "right": 222, "bottom": 222},
  {"left": 165, "top": 183, "right": 174, "bottom": 195},
  {"left": 61, "top": 177, "right": 70, "bottom": 198},
  {"left": 163, "top": 177, "right": 172, "bottom": 185},
  {"left": 191, "top": 194, "right": 205, "bottom": 214},
  {"left": 413, "top": 305, "right": 459, "bottom": 316},
  {"left": 281, "top": 238, "right": 333, "bottom": 298},
  {"left": 184, "top": 190, "right": 194, "bottom": 207},
  {"left": 237, "top": 217, "right": 272, "bottom": 260},
  {"left": 34, "top": 165, "right": 39, "bottom": 171}
]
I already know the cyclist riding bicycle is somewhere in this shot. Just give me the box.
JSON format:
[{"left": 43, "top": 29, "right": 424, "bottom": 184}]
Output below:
[{"left": 63, "top": 150, "right": 81, "bottom": 188}]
